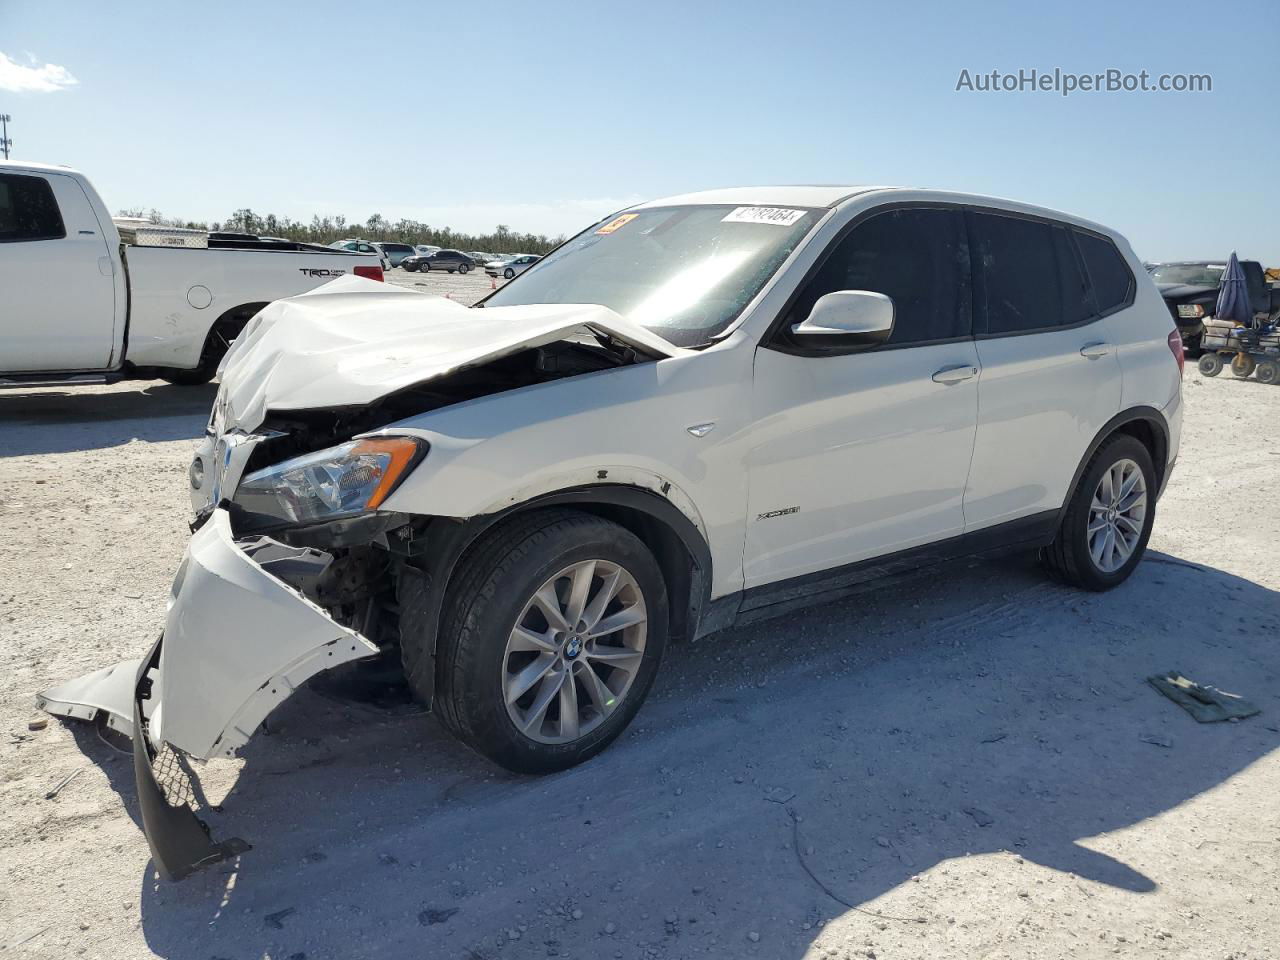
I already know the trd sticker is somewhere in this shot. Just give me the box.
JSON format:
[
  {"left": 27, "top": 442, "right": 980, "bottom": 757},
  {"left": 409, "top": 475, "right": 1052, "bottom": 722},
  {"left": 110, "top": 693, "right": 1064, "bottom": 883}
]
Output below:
[
  {"left": 298, "top": 268, "right": 348, "bottom": 278},
  {"left": 756, "top": 506, "right": 800, "bottom": 521},
  {"left": 596, "top": 213, "right": 638, "bottom": 235}
]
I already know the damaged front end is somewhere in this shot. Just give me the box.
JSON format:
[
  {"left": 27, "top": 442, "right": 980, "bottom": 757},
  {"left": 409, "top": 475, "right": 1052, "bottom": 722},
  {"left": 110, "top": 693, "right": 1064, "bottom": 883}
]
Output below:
[{"left": 38, "top": 282, "right": 677, "bottom": 879}]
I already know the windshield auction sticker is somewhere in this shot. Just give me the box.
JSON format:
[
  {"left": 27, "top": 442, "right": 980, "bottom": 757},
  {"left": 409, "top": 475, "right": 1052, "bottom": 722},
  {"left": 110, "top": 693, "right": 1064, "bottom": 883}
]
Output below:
[
  {"left": 722, "top": 206, "right": 807, "bottom": 226},
  {"left": 596, "top": 213, "right": 638, "bottom": 235}
]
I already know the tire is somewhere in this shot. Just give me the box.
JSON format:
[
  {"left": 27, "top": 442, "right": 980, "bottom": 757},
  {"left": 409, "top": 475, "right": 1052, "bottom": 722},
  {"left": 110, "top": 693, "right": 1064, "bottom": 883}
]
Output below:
[
  {"left": 504, "top": 267, "right": 515, "bottom": 280},
  {"left": 458, "top": 262, "right": 470, "bottom": 274},
  {"left": 419, "top": 509, "right": 668, "bottom": 774},
  {"left": 421, "top": 263, "right": 431, "bottom": 272},
  {"left": 447, "top": 268, "right": 456, "bottom": 274},
  {"left": 405, "top": 263, "right": 419, "bottom": 272},
  {"left": 157, "top": 322, "right": 233, "bottom": 386},
  {"left": 1198, "top": 352, "right": 1224, "bottom": 377},
  {"left": 1256, "top": 359, "right": 1280, "bottom": 385},
  {"left": 1041, "top": 434, "right": 1156, "bottom": 591},
  {"left": 1231, "top": 353, "right": 1256, "bottom": 378}
]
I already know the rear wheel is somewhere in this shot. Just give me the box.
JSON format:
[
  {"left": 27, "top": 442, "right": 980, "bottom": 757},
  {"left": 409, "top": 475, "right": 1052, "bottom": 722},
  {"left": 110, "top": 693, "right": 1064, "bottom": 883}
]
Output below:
[
  {"left": 421, "top": 510, "right": 668, "bottom": 773},
  {"left": 1198, "top": 352, "right": 1223, "bottom": 377},
  {"left": 1231, "top": 353, "right": 1257, "bottom": 378},
  {"left": 158, "top": 322, "right": 234, "bottom": 386},
  {"left": 1041, "top": 434, "right": 1156, "bottom": 591},
  {"left": 1256, "top": 359, "right": 1279, "bottom": 385}
]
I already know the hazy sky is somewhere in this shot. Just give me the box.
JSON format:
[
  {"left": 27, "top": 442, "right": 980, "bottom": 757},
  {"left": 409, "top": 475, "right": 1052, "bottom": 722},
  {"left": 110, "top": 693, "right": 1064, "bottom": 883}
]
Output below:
[{"left": 2, "top": 0, "right": 1277, "bottom": 259}]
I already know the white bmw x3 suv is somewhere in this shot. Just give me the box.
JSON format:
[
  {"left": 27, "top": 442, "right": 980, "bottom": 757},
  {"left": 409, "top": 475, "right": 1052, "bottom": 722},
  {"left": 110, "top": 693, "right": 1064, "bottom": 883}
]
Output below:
[{"left": 41, "top": 186, "right": 1182, "bottom": 878}]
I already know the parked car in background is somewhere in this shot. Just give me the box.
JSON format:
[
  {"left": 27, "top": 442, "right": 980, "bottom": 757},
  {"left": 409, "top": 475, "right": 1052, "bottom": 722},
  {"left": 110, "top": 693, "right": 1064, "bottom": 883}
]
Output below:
[
  {"left": 375, "top": 241, "right": 417, "bottom": 268},
  {"left": 41, "top": 185, "right": 1183, "bottom": 880},
  {"left": 1147, "top": 259, "right": 1279, "bottom": 352},
  {"left": 403, "top": 249, "right": 476, "bottom": 273},
  {"left": 468, "top": 251, "right": 496, "bottom": 264},
  {"left": 415, "top": 244, "right": 441, "bottom": 256},
  {"left": 0, "top": 160, "right": 384, "bottom": 387},
  {"left": 330, "top": 239, "right": 391, "bottom": 272},
  {"left": 486, "top": 253, "right": 541, "bottom": 279}
]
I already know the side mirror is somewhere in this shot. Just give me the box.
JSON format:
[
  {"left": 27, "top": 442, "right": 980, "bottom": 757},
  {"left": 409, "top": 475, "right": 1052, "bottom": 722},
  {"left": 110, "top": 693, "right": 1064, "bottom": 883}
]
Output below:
[{"left": 791, "top": 290, "right": 894, "bottom": 349}]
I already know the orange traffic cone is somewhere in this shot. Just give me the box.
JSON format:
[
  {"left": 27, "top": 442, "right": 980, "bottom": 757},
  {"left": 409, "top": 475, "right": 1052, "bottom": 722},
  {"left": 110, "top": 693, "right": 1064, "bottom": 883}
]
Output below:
[{"left": 490, "top": 277, "right": 497, "bottom": 290}]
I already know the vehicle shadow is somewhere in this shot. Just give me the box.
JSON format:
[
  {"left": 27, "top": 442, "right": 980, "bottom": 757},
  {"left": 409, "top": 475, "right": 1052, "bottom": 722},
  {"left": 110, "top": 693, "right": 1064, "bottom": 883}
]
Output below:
[
  {"left": 77, "top": 550, "right": 1280, "bottom": 959},
  {"left": 0, "top": 382, "right": 214, "bottom": 457}
]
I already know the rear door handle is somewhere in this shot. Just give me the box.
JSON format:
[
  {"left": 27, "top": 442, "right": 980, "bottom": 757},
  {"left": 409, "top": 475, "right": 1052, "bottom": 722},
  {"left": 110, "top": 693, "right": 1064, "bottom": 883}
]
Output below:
[
  {"left": 1080, "top": 342, "right": 1113, "bottom": 359},
  {"left": 932, "top": 364, "right": 978, "bottom": 385}
]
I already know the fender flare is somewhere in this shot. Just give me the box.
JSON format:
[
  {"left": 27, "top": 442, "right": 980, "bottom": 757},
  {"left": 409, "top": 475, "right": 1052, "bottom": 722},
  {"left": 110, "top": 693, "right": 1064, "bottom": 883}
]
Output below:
[{"left": 1054, "top": 405, "right": 1170, "bottom": 530}]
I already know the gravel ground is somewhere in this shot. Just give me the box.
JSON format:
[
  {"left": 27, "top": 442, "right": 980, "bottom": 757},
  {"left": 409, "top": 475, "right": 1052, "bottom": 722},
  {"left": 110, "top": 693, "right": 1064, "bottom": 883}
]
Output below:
[{"left": 2, "top": 346, "right": 1279, "bottom": 960}]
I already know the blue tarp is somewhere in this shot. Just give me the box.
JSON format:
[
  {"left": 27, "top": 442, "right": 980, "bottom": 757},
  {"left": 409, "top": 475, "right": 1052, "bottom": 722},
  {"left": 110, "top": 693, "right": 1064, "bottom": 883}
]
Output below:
[{"left": 1216, "top": 251, "right": 1254, "bottom": 327}]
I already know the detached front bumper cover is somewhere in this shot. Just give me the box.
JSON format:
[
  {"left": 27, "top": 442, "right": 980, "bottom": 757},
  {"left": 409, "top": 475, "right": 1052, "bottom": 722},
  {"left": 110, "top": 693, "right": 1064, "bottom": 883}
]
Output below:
[
  {"left": 132, "top": 637, "right": 251, "bottom": 880},
  {"left": 39, "top": 508, "right": 379, "bottom": 880}
]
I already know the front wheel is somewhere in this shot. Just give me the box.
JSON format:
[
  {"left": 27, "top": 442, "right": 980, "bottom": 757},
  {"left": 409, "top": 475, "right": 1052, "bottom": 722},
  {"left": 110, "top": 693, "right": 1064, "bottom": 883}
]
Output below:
[
  {"left": 1256, "top": 359, "right": 1279, "bottom": 385},
  {"left": 458, "top": 262, "right": 470, "bottom": 274},
  {"left": 504, "top": 267, "right": 515, "bottom": 280},
  {"left": 1041, "top": 434, "right": 1156, "bottom": 591},
  {"left": 421, "top": 510, "right": 668, "bottom": 774},
  {"left": 1231, "top": 353, "right": 1257, "bottom": 378},
  {"left": 1198, "top": 352, "right": 1223, "bottom": 377}
]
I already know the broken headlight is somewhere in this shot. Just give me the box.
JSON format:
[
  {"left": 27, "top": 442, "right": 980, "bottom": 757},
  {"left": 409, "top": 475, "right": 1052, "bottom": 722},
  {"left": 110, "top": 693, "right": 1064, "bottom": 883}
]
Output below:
[{"left": 234, "top": 437, "right": 424, "bottom": 526}]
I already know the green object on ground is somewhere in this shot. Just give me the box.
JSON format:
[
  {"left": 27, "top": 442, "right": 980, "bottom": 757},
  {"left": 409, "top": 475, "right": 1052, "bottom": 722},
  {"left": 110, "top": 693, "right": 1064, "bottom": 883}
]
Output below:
[{"left": 1148, "top": 671, "right": 1261, "bottom": 723}]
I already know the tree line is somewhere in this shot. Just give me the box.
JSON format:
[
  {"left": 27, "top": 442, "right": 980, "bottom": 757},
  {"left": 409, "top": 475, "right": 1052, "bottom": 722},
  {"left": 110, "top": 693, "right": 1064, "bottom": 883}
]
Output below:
[{"left": 116, "top": 207, "right": 565, "bottom": 255}]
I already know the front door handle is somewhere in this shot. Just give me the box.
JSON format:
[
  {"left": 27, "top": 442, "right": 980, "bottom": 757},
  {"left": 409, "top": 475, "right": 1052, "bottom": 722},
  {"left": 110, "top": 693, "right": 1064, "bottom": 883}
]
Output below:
[
  {"left": 932, "top": 364, "right": 978, "bottom": 385},
  {"left": 1080, "top": 342, "right": 1113, "bottom": 359}
]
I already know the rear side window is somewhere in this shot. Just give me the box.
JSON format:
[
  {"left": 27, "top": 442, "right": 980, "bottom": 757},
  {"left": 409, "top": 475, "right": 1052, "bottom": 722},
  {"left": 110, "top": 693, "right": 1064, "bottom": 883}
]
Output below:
[
  {"left": 790, "top": 207, "right": 971, "bottom": 346},
  {"left": 0, "top": 173, "right": 66, "bottom": 243},
  {"left": 1074, "top": 230, "right": 1134, "bottom": 314},
  {"left": 969, "top": 211, "right": 1092, "bottom": 335}
]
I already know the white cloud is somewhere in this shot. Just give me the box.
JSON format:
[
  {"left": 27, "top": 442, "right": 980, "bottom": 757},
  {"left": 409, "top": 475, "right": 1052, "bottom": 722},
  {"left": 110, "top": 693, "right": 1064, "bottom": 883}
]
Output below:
[{"left": 0, "top": 52, "right": 78, "bottom": 94}]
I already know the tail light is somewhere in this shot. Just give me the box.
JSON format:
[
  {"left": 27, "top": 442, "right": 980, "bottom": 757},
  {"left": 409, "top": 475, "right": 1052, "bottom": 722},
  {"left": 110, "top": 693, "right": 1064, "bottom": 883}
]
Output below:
[
  {"left": 354, "top": 265, "right": 384, "bottom": 282},
  {"left": 1167, "top": 329, "right": 1185, "bottom": 376}
]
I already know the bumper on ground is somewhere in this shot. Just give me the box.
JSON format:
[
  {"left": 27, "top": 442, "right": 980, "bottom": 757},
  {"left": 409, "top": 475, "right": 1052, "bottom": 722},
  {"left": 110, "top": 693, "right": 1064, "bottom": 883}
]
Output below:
[{"left": 39, "top": 507, "right": 379, "bottom": 878}]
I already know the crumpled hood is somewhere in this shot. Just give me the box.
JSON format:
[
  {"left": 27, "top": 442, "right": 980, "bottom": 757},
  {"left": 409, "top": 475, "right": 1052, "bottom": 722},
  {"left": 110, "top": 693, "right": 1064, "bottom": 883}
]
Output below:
[{"left": 216, "top": 275, "right": 685, "bottom": 432}]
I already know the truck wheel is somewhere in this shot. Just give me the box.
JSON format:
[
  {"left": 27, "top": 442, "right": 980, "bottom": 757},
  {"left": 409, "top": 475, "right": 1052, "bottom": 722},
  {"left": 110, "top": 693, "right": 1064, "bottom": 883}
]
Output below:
[
  {"left": 158, "top": 323, "right": 234, "bottom": 386},
  {"left": 420, "top": 509, "right": 668, "bottom": 774},
  {"left": 1256, "top": 360, "right": 1279, "bottom": 385},
  {"left": 1041, "top": 434, "right": 1155, "bottom": 591},
  {"left": 1197, "top": 353, "right": 1223, "bottom": 377},
  {"left": 1231, "top": 353, "right": 1257, "bottom": 378}
]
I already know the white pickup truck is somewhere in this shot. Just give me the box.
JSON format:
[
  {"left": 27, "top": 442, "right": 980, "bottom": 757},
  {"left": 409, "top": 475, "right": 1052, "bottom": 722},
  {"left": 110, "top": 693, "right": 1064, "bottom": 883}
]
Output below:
[{"left": 0, "top": 160, "right": 385, "bottom": 386}]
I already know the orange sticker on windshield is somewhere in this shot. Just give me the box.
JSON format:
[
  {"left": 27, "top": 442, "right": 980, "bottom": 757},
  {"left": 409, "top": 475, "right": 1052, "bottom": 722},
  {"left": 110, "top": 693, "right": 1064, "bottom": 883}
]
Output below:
[{"left": 596, "top": 213, "right": 638, "bottom": 235}]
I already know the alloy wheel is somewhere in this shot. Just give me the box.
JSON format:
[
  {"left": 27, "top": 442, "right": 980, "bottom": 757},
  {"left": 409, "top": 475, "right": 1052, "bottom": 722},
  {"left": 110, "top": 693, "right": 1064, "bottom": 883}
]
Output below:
[
  {"left": 1088, "top": 458, "right": 1147, "bottom": 573},
  {"left": 502, "top": 559, "right": 647, "bottom": 744}
]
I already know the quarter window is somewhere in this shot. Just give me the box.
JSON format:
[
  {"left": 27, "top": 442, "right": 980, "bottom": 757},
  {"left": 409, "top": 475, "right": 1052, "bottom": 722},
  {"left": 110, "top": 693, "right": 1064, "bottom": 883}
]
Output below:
[
  {"left": 0, "top": 173, "right": 66, "bottom": 243},
  {"left": 969, "top": 211, "right": 1092, "bottom": 334},
  {"left": 788, "top": 207, "right": 970, "bottom": 346},
  {"left": 1074, "top": 230, "right": 1134, "bottom": 314}
]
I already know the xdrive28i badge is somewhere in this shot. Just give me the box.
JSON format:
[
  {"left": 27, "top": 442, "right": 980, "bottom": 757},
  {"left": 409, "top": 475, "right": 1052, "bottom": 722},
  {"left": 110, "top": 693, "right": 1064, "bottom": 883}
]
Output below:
[{"left": 756, "top": 506, "right": 800, "bottom": 521}]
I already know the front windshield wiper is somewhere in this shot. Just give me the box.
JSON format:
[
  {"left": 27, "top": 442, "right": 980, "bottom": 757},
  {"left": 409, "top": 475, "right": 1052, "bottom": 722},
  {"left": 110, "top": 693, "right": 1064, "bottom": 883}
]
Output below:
[{"left": 590, "top": 328, "right": 640, "bottom": 364}]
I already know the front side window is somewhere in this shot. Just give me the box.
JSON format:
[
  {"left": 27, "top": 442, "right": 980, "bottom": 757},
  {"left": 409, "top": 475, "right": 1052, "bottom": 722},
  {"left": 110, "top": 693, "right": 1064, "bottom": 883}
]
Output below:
[
  {"left": 969, "top": 211, "right": 1092, "bottom": 335},
  {"left": 0, "top": 173, "right": 66, "bottom": 243},
  {"left": 484, "top": 204, "right": 821, "bottom": 347},
  {"left": 786, "top": 207, "right": 970, "bottom": 346}
]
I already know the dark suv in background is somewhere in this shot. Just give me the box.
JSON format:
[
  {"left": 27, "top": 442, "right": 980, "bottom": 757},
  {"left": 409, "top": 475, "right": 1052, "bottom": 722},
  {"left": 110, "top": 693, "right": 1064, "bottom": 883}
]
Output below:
[{"left": 402, "top": 249, "right": 475, "bottom": 273}]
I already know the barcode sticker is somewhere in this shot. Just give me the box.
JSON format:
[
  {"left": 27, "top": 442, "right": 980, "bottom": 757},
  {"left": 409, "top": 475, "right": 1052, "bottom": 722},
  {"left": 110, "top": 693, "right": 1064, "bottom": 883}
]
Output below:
[{"left": 721, "top": 207, "right": 807, "bottom": 226}]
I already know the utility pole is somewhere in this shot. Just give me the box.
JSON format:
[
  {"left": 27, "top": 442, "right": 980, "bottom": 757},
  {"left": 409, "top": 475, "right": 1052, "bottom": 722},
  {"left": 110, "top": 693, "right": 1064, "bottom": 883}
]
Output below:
[{"left": 0, "top": 115, "right": 11, "bottom": 160}]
